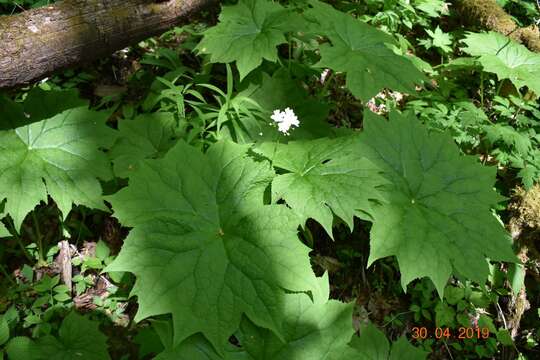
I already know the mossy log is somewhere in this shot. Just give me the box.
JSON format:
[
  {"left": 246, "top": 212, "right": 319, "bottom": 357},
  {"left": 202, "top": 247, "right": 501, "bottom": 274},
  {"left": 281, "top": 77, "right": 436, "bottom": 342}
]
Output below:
[
  {"left": 455, "top": 0, "right": 540, "bottom": 52},
  {"left": 0, "top": 0, "right": 216, "bottom": 89}
]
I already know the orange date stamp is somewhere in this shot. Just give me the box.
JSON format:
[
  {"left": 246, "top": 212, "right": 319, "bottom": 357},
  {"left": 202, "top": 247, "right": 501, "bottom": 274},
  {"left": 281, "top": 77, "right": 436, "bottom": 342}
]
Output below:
[{"left": 411, "top": 326, "right": 490, "bottom": 340}]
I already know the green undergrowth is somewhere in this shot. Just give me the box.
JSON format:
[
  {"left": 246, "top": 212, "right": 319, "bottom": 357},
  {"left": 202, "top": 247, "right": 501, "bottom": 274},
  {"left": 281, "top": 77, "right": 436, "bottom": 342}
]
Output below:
[{"left": 1, "top": 0, "right": 539, "bottom": 359}]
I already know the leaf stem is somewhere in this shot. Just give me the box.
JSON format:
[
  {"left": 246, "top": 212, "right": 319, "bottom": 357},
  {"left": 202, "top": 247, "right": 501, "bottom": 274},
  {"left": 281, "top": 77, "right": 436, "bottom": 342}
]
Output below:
[
  {"left": 270, "top": 135, "right": 280, "bottom": 171},
  {"left": 288, "top": 34, "right": 292, "bottom": 73},
  {"left": 0, "top": 263, "right": 16, "bottom": 286},
  {"left": 6, "top": 221, "right": 33, "bottom": 263},
  {"left": 31, "top": 211, "right": 45, "bottom": 265},
  {"left": 495, "top": 79, "right": 504, "bottom": 97},
  {"left": 382, "top": 310, "right": 413, "bottom": 327},
  {"left": 480, "top": 71, "right": 484, "bottom": 108},
  {"left": 320, "top": 70, "right": 334, "bottom": 98}
]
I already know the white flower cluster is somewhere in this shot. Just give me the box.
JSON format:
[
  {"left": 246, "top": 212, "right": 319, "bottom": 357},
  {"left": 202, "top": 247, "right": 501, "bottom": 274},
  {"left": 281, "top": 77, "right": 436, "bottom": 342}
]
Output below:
[{"left": 270, "top": 107, "right": 300, "bottom": 135}]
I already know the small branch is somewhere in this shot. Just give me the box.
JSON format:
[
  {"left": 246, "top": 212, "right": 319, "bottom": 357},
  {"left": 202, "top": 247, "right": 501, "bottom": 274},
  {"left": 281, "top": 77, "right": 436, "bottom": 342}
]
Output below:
[{"left": 495, "top": 301, "right": 508, "bottom": 329}]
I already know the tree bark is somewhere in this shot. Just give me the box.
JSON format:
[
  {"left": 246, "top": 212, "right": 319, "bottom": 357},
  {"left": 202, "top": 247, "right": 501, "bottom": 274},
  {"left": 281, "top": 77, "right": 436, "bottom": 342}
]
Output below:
[
  {"left": 0, "top": 0, "right": 216, "bottom": 89},
  {"left": 454, "top": 0, "right": 540, "bottom": 52}
]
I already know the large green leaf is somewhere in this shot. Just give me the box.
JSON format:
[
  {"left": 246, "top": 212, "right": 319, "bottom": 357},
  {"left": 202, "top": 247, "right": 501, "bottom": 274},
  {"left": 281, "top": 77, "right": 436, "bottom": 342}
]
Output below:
[
  {"left": 233, "top": 273, "right": 357, "bottom": 360},
  {"left": 152, "top": 274, "right": 425, "bottom": 359},
  {"left": 349, "top": 323, "right": 389, "bottom": 360},
  {"left": 0, "top": 88, "right": 88, "bottom": 131},
  {"left": 5, "top": 337, "right": 38, "bottom": 360},
  {"left": 153, "top": 274, "right": 361, "bottom": 359},
  {"left": 0, "top": 107, "right": 116, "bottom": 231},
  {"left": 195, "top": 0, "right": 297, "bottom": 79},
  {"left": 0, "top": 315, "right": 9, "bottom": 346},
  {"left": 461, "top": 31, "right": 540, "bottom": 94},
  {"left": 304, "top": 0, "right": 426, "bottom": 101},
  {"left": 154, "top": 335, "right": 229, "bottom": 360},
  {"left": 23, "top": 87, "right": 88, "bottom": 123},
  {"left": 359, "top": 111, "right": 517, "bottom": 296},
  {"left": 109, "top": 112, "right": 180, "bottom": 178},
  {"left": 0, "top": 96, "right": 29, "bottom": 130},
  {"left": 349, "top": 322, "right": 427, "bottom": 360},
  {"left": 6, "top": 312, "right": 110, "bottom": 360},
  {"left": 133, "top": 326, "right": 165, "bottom": 359},
  {"left": 234, "top": 274, "right": 424, "bottom": 359},
  {"left": 105, "top": 140, "right": 318, "bottom": 352},
  {"left": 256, "top": 136, "right": 386, "bottom": 237},
  {"left": 152, "top": 319, "right": 243, "bottom": 359},
  {"left": 0, "top": 200, "right": 9, "bottom": 237},
  {"left": 389, "top": 337, "right": 428, "bottom": 359},
  {"left": 0, "top": 223, "right": 8, "bottom": 237}
]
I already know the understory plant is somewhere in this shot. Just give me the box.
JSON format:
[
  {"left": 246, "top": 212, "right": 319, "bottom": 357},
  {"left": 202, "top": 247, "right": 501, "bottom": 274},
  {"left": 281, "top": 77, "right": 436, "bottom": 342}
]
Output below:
[{"left": 1, "top": 0, "right": 539, "bottom": 359}]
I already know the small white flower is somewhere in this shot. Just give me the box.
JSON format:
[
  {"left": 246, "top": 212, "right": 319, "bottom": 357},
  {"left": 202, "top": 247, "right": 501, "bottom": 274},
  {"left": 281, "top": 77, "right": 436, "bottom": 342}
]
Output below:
[
  {"left": 271, "top": 109, "right": 282, "bottom": 120},
  {"left": 270, "top": 107, "right": 300, "bottom": 135}
]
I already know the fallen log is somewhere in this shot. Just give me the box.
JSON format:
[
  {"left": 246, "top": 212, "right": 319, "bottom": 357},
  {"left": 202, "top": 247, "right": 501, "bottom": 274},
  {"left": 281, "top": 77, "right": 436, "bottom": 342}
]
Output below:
[{"left": 0, "top": 0, "right": 216, "bottom": 89}]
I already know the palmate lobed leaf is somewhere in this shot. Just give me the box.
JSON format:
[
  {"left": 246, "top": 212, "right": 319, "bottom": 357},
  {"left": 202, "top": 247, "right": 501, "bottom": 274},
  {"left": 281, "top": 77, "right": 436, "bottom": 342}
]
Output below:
[
  {"left": 304, "top": 0, "right": 426, "bottom": 101},
  {"left": 414, "top": 0, "right": 448, "bottom": 18},
  {"left": 483, "top": 124, "right": 532, "bottom": 156},
  {"left": 0, "top": 96, "right": 28, "bottom": 131},
  {"left": 424, "top": 26, "right": 452, "bottom": 53},
  {"left": 359, "top": 111, "right": 517, "bottom": 296},
  {"left": 105, "top": 140, "right": 319, "bottom": 353},
  {"left": 6, "top": 312, "right": 110, "bottom": 360},
  {"left": 0, "top": 200, "right": 8, "bottom": 237},
  {"left": 255, "top": 135, "right": 387, "bottom": 237},
  {"left": 154, "top": 335, "right": 228, "bottom": 360},
  {"left": 0, "top": 107, "right": 116, "bottom": 232},
  {"left": 154, "top": 274, "right": 415, "bottom": 359},
  {"left": 461, "top": 31, "right": 540, "bottom": 94},
  {"left": 195, "top": 0, "right": 298, "bottom": 80},
  {"left": 152, "top": 319, "right": 236, "bottom": 360},
  {"left": 108, "top": 112, "right": 180, "bottom": 178},
  {"left": 23, "top": 87, "right": 89, "bottom": 123},
  {"left": 0, "top": 222, "right": 8, "bottom": 237},
  {"left": 0, "top": 88, "right": 88, "bottom": 131},
  {"left": 232, "top": 273, "right": 358, "bottom": 360},
  {"left": 349, "top": 322, "right": 427, "bottom": 359}
]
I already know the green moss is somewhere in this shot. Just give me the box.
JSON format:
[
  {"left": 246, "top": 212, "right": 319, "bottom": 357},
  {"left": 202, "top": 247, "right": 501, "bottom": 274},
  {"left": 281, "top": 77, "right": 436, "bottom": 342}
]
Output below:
[
  {"left": 511, "top": 184, "right": 540, "bottom": 230},
  {"left": 457, "top": 0, "right": 540, "bottom": 53},
  {"left": 458, "top": 0, "right": 516, "bottom": 34}
]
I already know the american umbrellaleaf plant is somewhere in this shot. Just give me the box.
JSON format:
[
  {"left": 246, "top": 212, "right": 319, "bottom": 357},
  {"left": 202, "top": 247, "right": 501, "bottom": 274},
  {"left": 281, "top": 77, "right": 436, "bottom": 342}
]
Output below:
[{"left": 0, "top": 0, "right": 521, "bottom": 358}]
